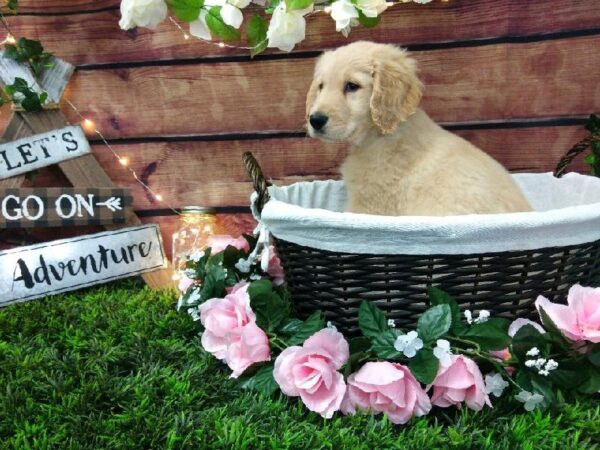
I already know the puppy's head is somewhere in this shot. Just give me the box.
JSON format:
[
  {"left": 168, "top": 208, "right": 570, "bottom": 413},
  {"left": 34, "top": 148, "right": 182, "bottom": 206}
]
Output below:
[{"left": 306, "top": 41, "right": 423, "bottom": 143}]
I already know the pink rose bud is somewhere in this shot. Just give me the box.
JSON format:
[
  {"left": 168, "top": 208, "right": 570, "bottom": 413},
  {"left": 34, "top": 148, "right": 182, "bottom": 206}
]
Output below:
[
  {"left": 199, "top": 287, "right": 256, "bottom": 360},
  {"left": 274, "top": 328, "right": 349, "bottom": 418},
  {"left": 341, "top": 362, "right": 431, "bottom": 424},
  {"left": 428, "top": 355, "right": 491, "bottom": 411},
  {"left": 177, "top": 274, "right": 194, "bottom": 293},
  {"left": 225, "top": 322, "right": 271, "bottom": 378},
  {"left": 266, "top": 245, "right": 285, "bottom": 285},
  {"left": 536, "top": 284, "right": 600, "bottom": 343},
  {"left": 208, "top": 235, "right": 250, "bottom": 254}
]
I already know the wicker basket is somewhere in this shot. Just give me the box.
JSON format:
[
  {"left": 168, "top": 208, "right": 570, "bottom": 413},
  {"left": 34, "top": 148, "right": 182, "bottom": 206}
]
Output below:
[{"left": 243, "top": 146, "right": 600, "bottom": 336}]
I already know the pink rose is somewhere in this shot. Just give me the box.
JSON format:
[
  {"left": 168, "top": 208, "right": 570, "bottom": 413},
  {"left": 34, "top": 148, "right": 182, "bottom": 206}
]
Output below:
[
  {"left": 178, "top": 274, "right": 194, "bottom": 293},
  {"left": 225, "top": 322, "right": 271, "bottom": 378},
  {"left": 227, "top": 281, "right": 249, "bottom": 295},
  {"left": 274, "top": 328, "right": 349, "bottom": 418},
  {"left": 536, "top": 284, "right": 600, "bottom": 343},
  {"left": 428, "top": 355, "right": 491, "bottom": 411},
  {"left": 199, "top": 287, "right": 256, "bottom": 359},
  {"left": 266, "top": 245, "right": 285, "bottom": 285},
  {"left": 341, "top": 362, "right": 431, "bottom": 424},
  {"left": 208, "top": 235, "right": 250, "bottom": 254}
]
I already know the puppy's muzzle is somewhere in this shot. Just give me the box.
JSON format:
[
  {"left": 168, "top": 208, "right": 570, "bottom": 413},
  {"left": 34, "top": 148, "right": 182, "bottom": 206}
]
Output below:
[{"left": 309, "top": 112, "right": 329, "bottom": 132}]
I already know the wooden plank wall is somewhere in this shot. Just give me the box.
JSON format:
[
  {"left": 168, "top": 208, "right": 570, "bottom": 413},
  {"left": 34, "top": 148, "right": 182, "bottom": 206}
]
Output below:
[{"left": 1, "top": 0, "right": 599, "bottom": 258}]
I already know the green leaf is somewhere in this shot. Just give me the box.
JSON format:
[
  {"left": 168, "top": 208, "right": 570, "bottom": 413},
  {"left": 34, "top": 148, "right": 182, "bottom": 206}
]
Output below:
[
  {"left": 205, "top": 6, "right": 241, "bottom": 41},
  {"left": 238, "top": 364, "right": 278, "bottom": 395},
  {"left": 549, "top": 360, "right": 589, "bottom": 390},
  {"left": 585, "top": 114, "right": 600, "bottom": 134},
  {"left": 285, "top": 0, "right": 312, "bottom": 11},
  {"left": 357, "top": 10, "right": 380, "bottom": 28},
  {"left": 461, "top": 320, "right": 510, "bottom": 351},
  {"left": 515, "top": 371, "right": 554, "bottom": 410},
  {"left": 248, "top": 280, "right": 290, "bottom": 331},
  {"left": 427, "top": 286, "right": 464, "bottom": 333},
  {"left": 278, "top": 318, "right": 303, "bottom": 335},
  {"left": 167, "top": 0, "right": 204, "bottom": 22},
  {"left": 7, "top": 0, "right": 18, "bottom": 13},
  {"left": 511, "top": 324, "right": 547, "bottom": 360},
  {"left": 578, "top": 366, "right": 600, "bottom": 394},
  {"left": 584, "top": 153, "right": 597, "bottom": 165},
  {"left": 408, "top": 348, "right": 439, "bottom": 384},
  {"left": 417, "top": 304, "right": 452, "bottom": 343},
  {"left": 588, "top": 344, "right": 600, "bottom": 367},
  {"left": 285, "top": 311, "right": 325, "bottom": 346},
  {"left": 349, "top": 336, "right": 371, "bottom": 355},
  {"left": 247, "top": 15, "right": 268, "bottom": 58},
  {"left": 17, "top": 37, "right": 44, "bottom": 60},
  {"left": 371, "top": 330, "right": 402, "bottom": 360},
  {"left": 358, "top": 301, "right": 389, "bottom": 340}
]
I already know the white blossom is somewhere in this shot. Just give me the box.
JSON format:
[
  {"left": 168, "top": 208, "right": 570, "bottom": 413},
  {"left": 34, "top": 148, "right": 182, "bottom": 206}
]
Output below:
[
  {"left": 190, "top": 250, "right": 205, "bottom": 263},
  {"left": 326, "top": 321, "right": 337, "bottom": 331},
  {"left": 355, "top": 0, "right": 387, "bottom": 18},
  {"left": 545, "top": 359, "right": 559, "bottom": 371},
  {"left": 464, "top": 310, "right": 473, "bottom": 325},
  {"left": 526, "top": 347, "right": 540, "bottom": 357},
  {"left": 515, "top": 391, "right": 544, "bottom": 411},
  {"left": 484, "top": 373, "right": 509, "bottom": 397},
  {"left": 235, "top": 257, "right": 252, "bottom": 273},
  {"left": 187, "top": 288, "right": 201, "bottom": 304},
  {"left": 119, "top": 0, "right": 168, "bottom": 30},
  {"left": 387, "top": 319, "right": 396, "bottom": 328},
  {"left": 525, "top": 359, "right": 537, "bottom": 368},
  {"left": 189, "top": 0, "right": 250, "bottom": 41},
  {"left": 249, "top": 273, "right": 262, "bottom": 281},
  {"left": 412, "top": 0, "right": 433, "bottom": 4},
  {"left": 187, "top": 307, "right": 201, "bottom": 321},
  {"left": 330, "top": 0, "right": 358, "bottom": 37},
  {"left": 394, "top": 330, "right": 424, "bottom": 358},
  {"left": 433, "top": 339, "right": 453, "bottom": 367},
  {"left": 475, "top": 310, "right": 490, "bottom": 324},
  {"left": 267, "top": 1, "right": 313, "bottom": 52}
]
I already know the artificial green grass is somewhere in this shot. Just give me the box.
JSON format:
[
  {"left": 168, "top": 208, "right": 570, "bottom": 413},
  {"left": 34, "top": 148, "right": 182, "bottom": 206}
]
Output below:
[{"left": 0, "top": 280, "right": 598, "bottom": 450}]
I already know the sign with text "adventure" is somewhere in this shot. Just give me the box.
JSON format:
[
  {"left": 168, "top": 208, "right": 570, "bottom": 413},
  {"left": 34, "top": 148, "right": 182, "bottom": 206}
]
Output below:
[
  {"left": 0, "top": 125, "right": 90, "bottom": 180},
  {"left": 0, "top": 188, "right": 131, "bottom": 228},
  {"left": 0, "top": 224, "right": 166, "bottom": 307}
]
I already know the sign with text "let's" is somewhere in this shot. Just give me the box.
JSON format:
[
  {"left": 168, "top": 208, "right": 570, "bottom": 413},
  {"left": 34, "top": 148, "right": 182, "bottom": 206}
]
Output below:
[{"left": 0, "top": 125, "right": 90, "bottom": 180}]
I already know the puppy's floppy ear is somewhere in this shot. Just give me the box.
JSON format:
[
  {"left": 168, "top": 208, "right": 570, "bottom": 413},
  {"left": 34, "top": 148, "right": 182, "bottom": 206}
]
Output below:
[{"left": 370, "top": 51, "right": 423, "bottom": 134}]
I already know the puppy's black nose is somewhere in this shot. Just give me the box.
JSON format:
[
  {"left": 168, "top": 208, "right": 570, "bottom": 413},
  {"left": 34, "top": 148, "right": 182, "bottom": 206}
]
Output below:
[{"left": 309, "top": 113, "right": 329, "bottom": 131}]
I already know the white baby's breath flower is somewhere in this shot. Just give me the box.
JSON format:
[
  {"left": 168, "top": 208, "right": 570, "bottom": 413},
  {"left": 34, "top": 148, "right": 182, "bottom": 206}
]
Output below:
[
  {"left": 190, "top": 250, "right": 205, "bottom": 263},
  {"left": 539, "top": 369, "right": 550, "bottom": 376},
  {"left": 355, "top": 0, "right": 387, "bottom": 18},
  {"left": 235, "top": 257, "right": 252, "bottom": 273},
  {"left": 545, "top": 359, "right": 559, "bottom": 371},
  {"left": 474, "top": 310, "right": 490, "bottom": 324},
  {"left": 387, "top": 319, "right": 396, "bottom": 328},
  {"left": 330, "top": 0, "right": 358, "bottom": 37},
  {"left": 119, "top": 0, "right": 168, "bottom": 30},
  {"left": 534, "top": 358, "right": 547, "bottom": 370},
  {"left": 249, "top": 273, "right": 262, "bottom": 280},
  {"left": 526, "top": 347, "right": 540, "bottom": 357},
  {"left": 515, "top": 390, "right": 544, "bottom": 411},
  {"left": 433, "top": 339, "right": 453, "bottom": 366},
  {"left": 484, "top": 373, "right": 509, "bottom": 397},
  {"left": 525, "top": 359, "right": 536, "bottom": 368},
  {"left": 394, "top": 330, "right": 423, "bottom": 358},
  {"left": 187, "top": 307, "right": 201, "bottom": 321},
  {"left": 267, "top": 1, "right": 313, "bottom": 52},
  {"left": 326, "top": 321, "right": 337, "bottom": 331},
  {"left": 464, "top": 310, "right": 473, "bottom": 325}
]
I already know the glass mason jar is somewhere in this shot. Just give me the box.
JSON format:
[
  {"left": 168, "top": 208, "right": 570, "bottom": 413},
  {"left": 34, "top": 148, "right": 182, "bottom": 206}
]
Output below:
[{"left": 172, "top": 206, "right": 217, "bottom": 280}]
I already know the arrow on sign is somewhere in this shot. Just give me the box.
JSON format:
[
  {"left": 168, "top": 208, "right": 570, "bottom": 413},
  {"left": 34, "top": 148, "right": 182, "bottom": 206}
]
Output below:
[{"left": 96, "top": 197, "right": 123, "bottom": 212}]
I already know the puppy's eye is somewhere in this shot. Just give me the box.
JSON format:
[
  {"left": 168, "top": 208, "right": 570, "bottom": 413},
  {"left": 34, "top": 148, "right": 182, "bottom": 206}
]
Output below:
[
  {"left": 318, "top": 83, "right": 324, "bottom": 90},
  {"left": 344, "top": 82, "right": 361, "bottom": 93}
]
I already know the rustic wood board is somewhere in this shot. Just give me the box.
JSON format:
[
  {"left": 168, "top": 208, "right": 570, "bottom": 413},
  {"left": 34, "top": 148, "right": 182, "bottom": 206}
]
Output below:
[
  {"left": 7, "top": 0, "right": 119, "bottom": 13},
  {"left": 60, "top": 35, "right": 600, "bottom": 139},
  {"left": 0, "top": 213, "right": 257, "bottom": 261},
  {"left": 6, "top": 0, "right": 600, "bottom": 64},
  {"left": 28, "top": 125, "right": 588, "bottom": 211}
]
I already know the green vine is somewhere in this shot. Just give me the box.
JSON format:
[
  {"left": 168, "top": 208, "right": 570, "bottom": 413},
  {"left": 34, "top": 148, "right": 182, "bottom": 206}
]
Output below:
[{"left": 583, "top": 114, "right": 600, "bottom": 176}]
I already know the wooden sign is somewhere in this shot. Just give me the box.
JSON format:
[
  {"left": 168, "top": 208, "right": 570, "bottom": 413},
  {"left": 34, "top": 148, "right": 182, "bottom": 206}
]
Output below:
[
  {"left": 0, "top": 224, "right": 167, "bottom": 307},
  {"left": 0, "top": 188, "right": 131, "bottom": 228},
  {"left": 0, "top": 125, "right": 91, "bottom": 180}
]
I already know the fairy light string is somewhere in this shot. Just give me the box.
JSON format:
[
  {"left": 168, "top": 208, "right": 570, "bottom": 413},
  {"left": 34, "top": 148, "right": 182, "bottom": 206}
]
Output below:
[{"left": 0, "top": 11, "right": 178, "bottom": 214}]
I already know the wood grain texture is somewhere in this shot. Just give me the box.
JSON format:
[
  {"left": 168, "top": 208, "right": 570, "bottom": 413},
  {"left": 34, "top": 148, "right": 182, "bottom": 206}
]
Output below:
[
  {"left": 59, "top": 35, "right": 600, "bottom": 139},
  {"left": 0, "top": 214, "right": 256, "bottom": 261},
  {"left": 5, "top": 0, "right": 600, "bottom": 64},
  {"left": 29, "top": 125, "right": 589, "bottom": 210},
  {"left": 9, "top": 1, "right": 118, "bottom": 13}
]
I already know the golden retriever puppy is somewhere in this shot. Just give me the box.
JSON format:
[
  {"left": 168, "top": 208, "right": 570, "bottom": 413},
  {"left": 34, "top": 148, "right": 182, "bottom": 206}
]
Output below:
[{"left": 306, "top": 41, "right": 531, "bottom": 216}]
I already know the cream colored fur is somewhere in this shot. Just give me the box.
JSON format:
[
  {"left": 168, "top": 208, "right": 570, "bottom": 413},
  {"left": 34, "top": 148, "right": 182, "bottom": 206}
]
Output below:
[{"left": 306, "top": 41, "right": 531, "bottom": 216}]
